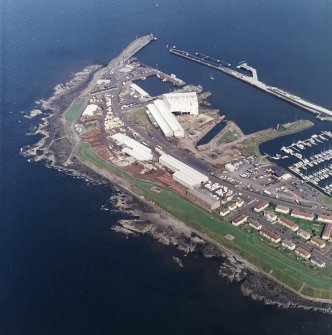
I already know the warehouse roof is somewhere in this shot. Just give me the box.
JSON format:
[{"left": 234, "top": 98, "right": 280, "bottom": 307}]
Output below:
[
  {"left": 154, "top": 99, "right": 184, "bottom": 138},
  {"left": 159, "top": 154, "right": 208, "bottom": 183},
  {"left": 112, "top": 133, "right": 153, "bottom": 161},
  {"left": 173, "top": 170, "right": 201, "bottom": 188},
  {"left": 147, "top": 104, "right": 173, "bottom": 137},
  {"left": 162, "top": 92, "right": 198, "bottom": 115},
  {"left": 187, "top": 188, "right": 219, "bottom": 206},
  {"left": 82, "top": 104, "right": 98, "bottom": 116}
]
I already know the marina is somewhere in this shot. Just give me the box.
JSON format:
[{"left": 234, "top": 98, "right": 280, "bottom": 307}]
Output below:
[{"left": 273, "top": 131, "right": 332, "bottom": 195}]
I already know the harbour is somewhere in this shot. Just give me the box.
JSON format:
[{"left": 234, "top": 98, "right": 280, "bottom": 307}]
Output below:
[{"left": 169, "top": 47, "right": 332, "bottom": 121}]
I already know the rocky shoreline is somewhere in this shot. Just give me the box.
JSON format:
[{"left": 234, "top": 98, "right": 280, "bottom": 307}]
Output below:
[
  {"left": 108, "top": 192, "right": 332, "bottom": 314},
  {"left": 22, "top": 63, "right": 332, "bottom": 315}
]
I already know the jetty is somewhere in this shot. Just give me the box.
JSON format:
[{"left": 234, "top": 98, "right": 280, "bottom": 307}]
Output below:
[{"left": 169, "top": 47, "right": 332, "bottom": 121}]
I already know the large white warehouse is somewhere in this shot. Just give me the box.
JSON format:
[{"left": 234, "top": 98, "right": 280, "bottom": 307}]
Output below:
[
  {"left": 112, "top": 133, "right": 153, "bottom": 161},
  {"left": 162, "top": 92, "right": 198, "bottom": 115},
  {"left": 173, "top": 170, "right": 202, "bottom": 189},
  {"left": 147, "top": 103, "right": 173, "bottom": 138},
  {"left": 146, "top": 99, "right": 185, "bottom": 139},
  {"left": 159, "top": 154, "right": 209, "bottom": 188},
  {"left": 154, "top": 99, "right": 184, "bottom": 138}
]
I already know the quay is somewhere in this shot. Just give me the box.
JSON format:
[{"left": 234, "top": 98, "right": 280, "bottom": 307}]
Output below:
[
  {"left": 108, "top": 34, "right": 157, "bottom": 70},
  {"left": 169, "top": 47, "right": 332, "bottom": 120}
]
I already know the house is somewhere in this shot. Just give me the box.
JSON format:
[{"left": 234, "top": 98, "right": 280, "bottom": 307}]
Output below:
[
  {"left": 278, "top": 216, "right": 299, "bottom": 232},
  {"left": 248, "top": 219, "right": 262, "bottom": 231},
  {"left": 297, "top": 229, "right": 311, "bottom": 240},
  {"left": 310, "top": 257, "right": 326, "bottom": 268},
  {"left": 232, "top": 214, "right": 248, "bottom": 226},
  {"left": 260, "top": 228, "right": 281, "bottom": 243},
  {"left": 275, "top": 205, "right": 290, "bottom": 214},
  {"left": 295, "top": 247, "right": 311, "bottom": 260},
  {"left": 220, "top": 208, "right": 230, "bottom": 217},
  {"left": 291, "top": 209, "right": 314, "bottom": 221},
  {"left": 228, "top": 202, "right": 237, "bottom": 211},
  {"left": 254, "top": 201, "right": 269, "bottom": 212},
  {"left": 236, "top": 198, "right": 244, "bottom": 208},
  {"left": 281, "top": 239, "right": 296, "bottom": 251},
  {"left": 317, "top": 214, "right": 332, "bottom": 224},
  {"left": 322, "top": 223, "right": 332, "bottom": 241},
  {"left": 264, "top": 211, "right": 278, "bottom": 223},
  {"left": 310, "top": 236, "right": 326, "bottom": 249}
]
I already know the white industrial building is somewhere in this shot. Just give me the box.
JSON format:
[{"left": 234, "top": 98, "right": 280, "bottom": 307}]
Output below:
[
  {"left": 147, "top": 103, "right": 173, "bottom": 138},
  {"left": 112, "top": 133, "right": 153, "bottom": 161},
  {"left": 162, "top": 92, "right": 199, "bottom": 115},
  {"left": 146, "top": 98, "right": 185, "bottom": 139},
  {"left": 159, "top": 154, "right": 208, "bottom": 188},
  {"left": 154, "top": 99, "right": 184, "bottom": 138},
  {"left": 82, "top": 104, "right": 98, "bottom": 117},
  {"left": 173, "top": 170, "right": 201, "bottom": 189}
]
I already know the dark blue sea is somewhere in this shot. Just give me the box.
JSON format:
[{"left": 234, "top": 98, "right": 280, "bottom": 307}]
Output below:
[{"left": 1, "top": 1, "right": 332, "bottom": 334}]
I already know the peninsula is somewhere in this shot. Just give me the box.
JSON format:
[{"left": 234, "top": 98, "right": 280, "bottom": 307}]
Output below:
[{"left": 23, "top": 35, "right": 332, "bottom": 312}]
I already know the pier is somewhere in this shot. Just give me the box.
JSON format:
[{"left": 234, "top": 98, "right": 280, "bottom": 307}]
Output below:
[
  {"left": 169, "top": 47, "right": 332, "bottom": 120},
  {"left": 108, "top": 34, "right": 156, "bottom": 70}
]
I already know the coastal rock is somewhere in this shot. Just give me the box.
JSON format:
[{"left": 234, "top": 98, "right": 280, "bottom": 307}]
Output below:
[
  {"left": 24, "top": 109, "right": 43, "bottom": 119},
  {"left": 172, "top": 256, "right": 184, "bottom": 268}
]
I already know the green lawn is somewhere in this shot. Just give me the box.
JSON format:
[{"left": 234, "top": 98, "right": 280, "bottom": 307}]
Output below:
[
  {"left": 64, "top": 104, "right": 83, "bottom": 124},
  {"left": 323, "top": 194, "right": 332, "bottom": 205},
  {"left": 265, "top": 210, "right": 325, "bottom": 238},
  {"left": 217, "top": 129, "right": 240, "bottom": 145},
  {"left": 76, "top": 142, "right": 132, "bottom": 181},
  {"left": 75, "top": 142, "right": 332, "bottom": 300},
  {"left": 84, "top": 121, "right": 99, "bottom": 131},
  {"left": 125, "top": 108, "right": 152, "bottom": 131}
]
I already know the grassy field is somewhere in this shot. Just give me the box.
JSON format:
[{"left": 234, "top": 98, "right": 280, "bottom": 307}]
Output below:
[
  {"left": 323, "top": 194, "right": 332, "bottom": 205},
  {"left": 75, "top": 142, "right": 332, "bottom": 300},
  {"left": 64, "top": 104, "right": 83, "bottom": 124},
  {"left": 131, "top": 179, "right": 332, "bottom": 299},
  {"left": 242, "top": 120, "right": 314, "bottom": 157},
  {"left": 217, "top": 129, "right": 240, "bottom": 145},
  {"left": 76, "top": 142, "right": 132, "bottom": 182},
  {"left": 125, "top": 108, "right": 152, "bottom": 131}
]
